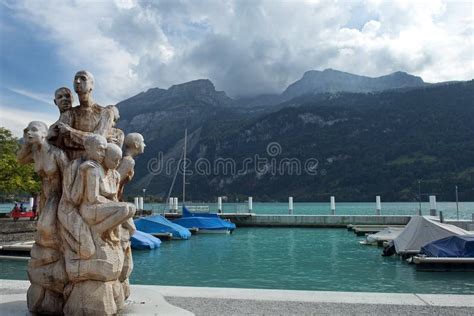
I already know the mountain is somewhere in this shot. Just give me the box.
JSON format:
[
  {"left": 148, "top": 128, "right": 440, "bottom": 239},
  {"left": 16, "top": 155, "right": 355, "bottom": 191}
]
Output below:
[
  {"left": 236, "top": 69, "right": 426, "bottom": 108},
  {"left": 280, "top": 69, "right": 426, "bottom": 101},
  {"left": 116, "top": 72, "right": 473, "bottom": 202},
  {"left": 116, "top": 79, "right": 244, "bottom": 195},
  {"left": 187, "top": 81, "right": 474, "bottom": 201}
]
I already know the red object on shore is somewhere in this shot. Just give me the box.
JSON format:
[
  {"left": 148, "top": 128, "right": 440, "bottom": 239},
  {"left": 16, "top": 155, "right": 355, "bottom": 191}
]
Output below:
[{"left": 9, "top": 204, "right": 37, "bottom": 221}]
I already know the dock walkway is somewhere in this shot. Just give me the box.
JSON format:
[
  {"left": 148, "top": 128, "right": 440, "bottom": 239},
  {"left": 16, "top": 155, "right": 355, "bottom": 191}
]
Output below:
[{"left": 228, "top": 214, "right": 412, "bottom": 227}]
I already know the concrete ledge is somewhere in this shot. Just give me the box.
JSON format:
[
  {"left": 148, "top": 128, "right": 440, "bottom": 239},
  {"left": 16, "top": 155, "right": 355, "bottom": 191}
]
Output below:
[
  {"left": 0, "top": 280, "right": 193, "bottom": 315},
  {"left": 150, "top": 285, "right": 474, "bottom": 307},
  {"left": 2, "top": 280, "right": 473, "bottom": 315}
]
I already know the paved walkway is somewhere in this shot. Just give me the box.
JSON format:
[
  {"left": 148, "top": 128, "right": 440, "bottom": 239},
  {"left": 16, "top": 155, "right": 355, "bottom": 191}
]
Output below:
[{"left": 1, "top": 280, "right": 473, "bottom": 315}]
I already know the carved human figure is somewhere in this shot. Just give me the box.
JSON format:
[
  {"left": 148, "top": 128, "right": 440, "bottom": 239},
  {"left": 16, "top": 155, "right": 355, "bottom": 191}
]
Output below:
[
  {"left": 19, "top": 70, "right": 140, "bottom": 315},
  {"left": 117, "top": 132, "right": 146, "bottom": 201},
  {"left": 17, "top": 121, "right": 68, "bottom": 314},
  {"left": 106, "top": 105, "right": 125, "bottom": 148},
  {"left": 69, "top": 135, "right": 135, "bottom": 241},
  {"left": 58, "top": 70, "right": 114, "bottom": 159},
  {"left": 48, "top": 87, "right": 74, "bottom": 148},
  {"left": 104, "top": 143, "right": 136, "bottom": 298},
  {"left": 63, "top": 135, "right": 135, "bottom": 315}
]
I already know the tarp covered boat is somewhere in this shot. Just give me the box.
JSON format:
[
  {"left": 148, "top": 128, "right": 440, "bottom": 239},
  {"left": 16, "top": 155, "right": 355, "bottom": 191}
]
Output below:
[
  {"left": 134, "top": 215, "right": 191, "bottom": 239},
  {"left": 420, "top": 235, "right": 474, "bottom": 257},
  {"left": 172, "top": 206, "right": 236, "bottom": 233},
  {"left": 365, "top": 227, "right": 404, "bottom": 244},
  {"left": 131, "top": 230, "right": 162, "bottom": 250},
  {"left": 393, "top": 216, "right": 470, "bottom": 255}
]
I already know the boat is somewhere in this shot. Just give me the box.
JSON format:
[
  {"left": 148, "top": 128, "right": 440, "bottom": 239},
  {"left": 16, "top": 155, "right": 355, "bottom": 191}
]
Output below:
[
  {"left": 172, "top": 206, "right": 236, "bottom": 234},
  {"left": 361, "top": 226, "right": 404, "bottom": 246},
  {"left": 134, "top": 215, "right": 192, "bottom": 240},
  {"left": 130, "top": 230, "right": 162, "bottom": 250},
  {"left": 420, "top": 235, "right": 474, "bottom": 258},
  {"left": 413, "top": 235, "right": 474, "bottom": 271},
  {"left": 383, "top": 216, "right": 470, "bottom": 257},
  {"left": 167, "top": 129, "right": 236, "bottom": 234}
]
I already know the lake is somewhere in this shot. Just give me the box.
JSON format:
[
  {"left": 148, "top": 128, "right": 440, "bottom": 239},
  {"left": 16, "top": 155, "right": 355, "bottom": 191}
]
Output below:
[{"left": 1, "top": 228, "right": 473, "bottom": 294}]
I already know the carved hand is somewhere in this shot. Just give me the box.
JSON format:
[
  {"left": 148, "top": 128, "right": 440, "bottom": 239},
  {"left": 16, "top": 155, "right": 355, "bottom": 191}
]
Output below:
[{"left": 58, "top": 122, "right": 72, "bottom": 133}]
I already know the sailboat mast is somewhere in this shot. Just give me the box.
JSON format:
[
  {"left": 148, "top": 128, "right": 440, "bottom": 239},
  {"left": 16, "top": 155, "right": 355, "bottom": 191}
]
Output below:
[{"left": 182, "top": 129, "right": 187, "bottom": 206}]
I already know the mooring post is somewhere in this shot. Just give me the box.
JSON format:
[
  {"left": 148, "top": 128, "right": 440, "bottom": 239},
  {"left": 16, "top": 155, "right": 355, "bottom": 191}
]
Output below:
[
  {"left": 168, "top": 197, "right": 173, "bottom": 212},
  {"left": 289, "top": 196, "right": 293, "bottom": 214},
  {"left": 429, "top": 195, "right": 437, "bottom": 216},
  {"left": 330, "top": 196, "right": 336, "bottom": 215},
  {"left": 173, "top": 197, "right": 179, "bottom": 213},
  {"left": 248, "top": 197, "right": 253, "bottom": 213},
  {"left": 218, "top": 196, "right": 223, "bottom": 213},
  {"left": 439, "top": 211, "right": 444, "bottom": 223},
  {"left": 376, "top": 196, "right": 381, "bottom": 215}
]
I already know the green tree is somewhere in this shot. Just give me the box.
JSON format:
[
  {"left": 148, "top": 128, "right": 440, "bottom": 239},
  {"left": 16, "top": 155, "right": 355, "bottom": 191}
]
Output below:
[{"left": 0, "top": 127, "right": 40, "bottom": 195}]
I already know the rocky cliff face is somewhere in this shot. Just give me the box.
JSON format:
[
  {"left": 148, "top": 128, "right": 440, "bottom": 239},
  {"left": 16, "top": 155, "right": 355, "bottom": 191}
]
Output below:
[
  {"left": 280, "top": 69, "right": 425, "bottom": 101},
  {"left": 116, "top": 79, "right": 243, "bottom": 196},
  {"left": 117, "top": 79, "right": 236, "bottom": 144}
]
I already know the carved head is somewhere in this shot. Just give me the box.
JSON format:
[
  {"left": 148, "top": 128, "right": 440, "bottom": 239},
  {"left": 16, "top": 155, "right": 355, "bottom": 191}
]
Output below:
[
  {"left": 84, "top": 135, "right": 107, "bottom": 163},
  {"left": 124, "top": 133, "right": 146, "bottom": 156},
  {"left": 104, "top": 143, "right": 122, "bottom": 170},
  {"left": 54, "top": 87, "right": 74, "bottom": 113},
  {"left": 74, "top": 70, "right": 94, "bottom": 95},
  {"left": 23, "top": 121, "right": 48, "bottom": 145}
]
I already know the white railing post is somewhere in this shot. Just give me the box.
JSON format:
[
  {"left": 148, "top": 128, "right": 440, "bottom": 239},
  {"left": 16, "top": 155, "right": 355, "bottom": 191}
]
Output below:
[
  {"left": 376, "top": 196, "right": 381, "bottom": 215},
  {"left": 429, "top": 195, "right": 437, "bottom": 216},
  {"left": 330, "top": 196, "right": 336, "bottom": 215},
  {"left": 218, "top": 197, "right": 223, "bottom": 213},
  {"left": 173, "top": 197, "right": 179, "bottom": 213}
]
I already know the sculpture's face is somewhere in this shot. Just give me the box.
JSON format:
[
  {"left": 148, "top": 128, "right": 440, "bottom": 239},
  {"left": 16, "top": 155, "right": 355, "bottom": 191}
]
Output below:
[
  {"left": 74, "top": 72, "right": 93, "bottom": 95},
  {"left": 24, "top": 122, "right": 47, "bottom": 145},
  {"left": 55, "top": 89, "right": 73, "bottom": 112},
  {"left": 87, "top": 140, "right": 107, "bottom": 163},
  {"left": 104, "top": 151, "right": 122, "bottom": 170},
  {"left": 137, "top": 136, "right": 146, "bottom": 154}
]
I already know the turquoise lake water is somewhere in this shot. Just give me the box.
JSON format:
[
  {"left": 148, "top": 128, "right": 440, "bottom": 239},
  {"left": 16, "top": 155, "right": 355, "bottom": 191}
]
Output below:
[
  {"left": 1, "top": 228, "right": 473, "bottom": 294},
  {"left": 2, "top": 201, "right": 473, "bottom": 219}
]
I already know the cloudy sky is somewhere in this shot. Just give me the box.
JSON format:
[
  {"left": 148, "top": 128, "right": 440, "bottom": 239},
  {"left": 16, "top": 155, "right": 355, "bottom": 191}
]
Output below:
[{"left": 0, "top": 0, "right": 473, "bottom": 136}]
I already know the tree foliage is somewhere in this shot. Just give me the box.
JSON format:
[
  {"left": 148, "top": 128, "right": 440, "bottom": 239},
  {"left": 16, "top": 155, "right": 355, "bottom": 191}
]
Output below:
[{"left": 0, "top": 127, "right": 40, "bottom": 195}]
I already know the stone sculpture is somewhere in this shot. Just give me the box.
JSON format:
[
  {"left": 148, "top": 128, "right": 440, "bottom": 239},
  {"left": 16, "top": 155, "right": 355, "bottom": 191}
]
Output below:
[
  {"left": 117, "top": 133, "right": 146, "bottom": 202},
  {"left": 18, "top": 121, "right": 68, "bottom": 314},
  {"left": 48, "top": 87, "right": 74, "bottom": 148},
  {"left": 106, "top": 105, "right": 125, "bottom": 148},
  {"left": 18, "top": 71, "right": 142, "bottom": 315},
  {"left": 58, "top": 70, "right": 114, "bottom": 160}
]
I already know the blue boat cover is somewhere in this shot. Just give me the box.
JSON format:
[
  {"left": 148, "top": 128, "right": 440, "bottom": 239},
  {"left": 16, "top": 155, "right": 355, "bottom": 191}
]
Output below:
[
  {"left": 420, "top": 235, "right": 474, "bottom": 257},
  {"left": 172, "top": 206, "right": 236, "bottom": 231},
  {"left": 134, "top": 215, "right": 191, "bottom": 239},
  {"left": 131, "top": 230, "right": 162, "bottom": 250}
]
